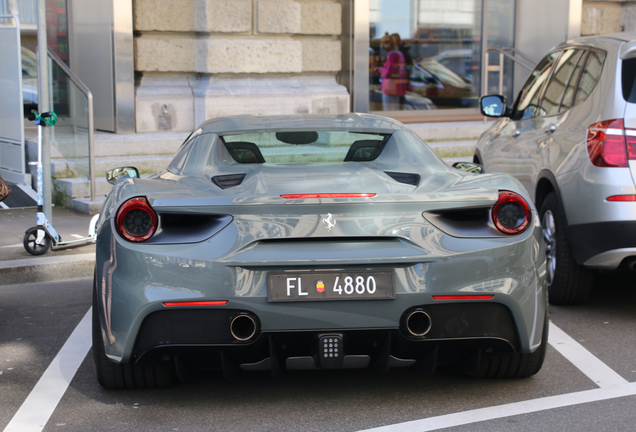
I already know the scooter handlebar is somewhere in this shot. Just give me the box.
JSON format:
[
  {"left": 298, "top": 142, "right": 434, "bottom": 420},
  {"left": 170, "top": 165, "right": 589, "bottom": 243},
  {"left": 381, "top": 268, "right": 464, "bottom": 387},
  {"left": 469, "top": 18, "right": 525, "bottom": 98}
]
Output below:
[{"left": 28, "top": 110, "right": 57, "bottom": 127}]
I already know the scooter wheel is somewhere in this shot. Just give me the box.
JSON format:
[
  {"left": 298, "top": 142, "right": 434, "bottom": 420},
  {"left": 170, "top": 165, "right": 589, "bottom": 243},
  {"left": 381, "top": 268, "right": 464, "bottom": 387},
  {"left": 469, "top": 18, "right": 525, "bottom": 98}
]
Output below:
[{"left": 23, "top": 227, "right": 51, "bottom": 255}]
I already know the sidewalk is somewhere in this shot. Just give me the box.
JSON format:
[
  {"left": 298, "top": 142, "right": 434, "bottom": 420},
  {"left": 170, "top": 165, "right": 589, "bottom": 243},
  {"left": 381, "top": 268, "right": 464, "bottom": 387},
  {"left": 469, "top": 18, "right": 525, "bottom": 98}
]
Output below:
[{"left": 0, "top": 206, "right": 96, "bottom": 285}]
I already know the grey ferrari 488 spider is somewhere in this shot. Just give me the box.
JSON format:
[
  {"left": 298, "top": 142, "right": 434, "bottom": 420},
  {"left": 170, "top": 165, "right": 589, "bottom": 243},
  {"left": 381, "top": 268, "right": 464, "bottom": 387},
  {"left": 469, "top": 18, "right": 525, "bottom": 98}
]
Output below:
[{"left": 93, "top": 114, "right": 547, "bottom": 389}]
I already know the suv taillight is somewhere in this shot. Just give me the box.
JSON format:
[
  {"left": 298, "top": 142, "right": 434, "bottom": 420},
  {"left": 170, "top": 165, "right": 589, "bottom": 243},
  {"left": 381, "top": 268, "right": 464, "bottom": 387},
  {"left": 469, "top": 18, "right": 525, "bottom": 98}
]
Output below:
[{"left": 586, "top": 119, "right": 636, "bottom": 167}]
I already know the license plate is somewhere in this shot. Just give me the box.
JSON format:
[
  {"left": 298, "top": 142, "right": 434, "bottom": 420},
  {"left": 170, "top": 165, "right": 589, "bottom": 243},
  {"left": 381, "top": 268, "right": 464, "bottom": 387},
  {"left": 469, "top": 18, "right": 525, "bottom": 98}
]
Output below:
[{"left": 268, "top": 271, "right": 395, "bottom": 302}]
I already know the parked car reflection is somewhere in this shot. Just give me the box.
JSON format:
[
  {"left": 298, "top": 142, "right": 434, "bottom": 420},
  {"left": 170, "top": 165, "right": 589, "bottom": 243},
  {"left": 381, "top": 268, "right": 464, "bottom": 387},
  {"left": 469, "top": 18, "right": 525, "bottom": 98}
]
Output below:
[
  {"left": 432, "top": 49, "right": 475, "bottom": 82},
  {"left": 410, "top": 58, "right": 476, "bottom": 108}
]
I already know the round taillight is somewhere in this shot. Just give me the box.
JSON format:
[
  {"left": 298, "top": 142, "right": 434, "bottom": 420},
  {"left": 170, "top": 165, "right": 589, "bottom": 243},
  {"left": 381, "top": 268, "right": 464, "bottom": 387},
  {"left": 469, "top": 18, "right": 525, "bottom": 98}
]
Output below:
[
  {"left": 492, "top": 191, "right": 531, "bottom": 235},
  {"left": 115, "top": 197, "right": 157, "bottom": 242}
]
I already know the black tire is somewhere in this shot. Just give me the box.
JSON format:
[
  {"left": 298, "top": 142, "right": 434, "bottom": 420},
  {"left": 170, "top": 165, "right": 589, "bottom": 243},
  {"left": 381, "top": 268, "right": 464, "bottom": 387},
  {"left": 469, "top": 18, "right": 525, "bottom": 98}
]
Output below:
[
  {"left": 470, "top": 312, "right": 549, "bottom": 379},
  {"left": 23, "top": 227, "right": 51, "bottom": 255},
  {"left": 540, "top": 192, "right": 594, "bottom": 305},
  {"left": 92, "top": 278, "right": 176, "bottom": 389}
]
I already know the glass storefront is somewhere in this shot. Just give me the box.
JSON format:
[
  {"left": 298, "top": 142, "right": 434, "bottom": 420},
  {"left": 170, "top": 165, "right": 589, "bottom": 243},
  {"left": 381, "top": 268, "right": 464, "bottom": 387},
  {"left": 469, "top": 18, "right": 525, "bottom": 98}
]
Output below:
[{"left": 369, "top": 0, "right": 515, "bottom": 113}]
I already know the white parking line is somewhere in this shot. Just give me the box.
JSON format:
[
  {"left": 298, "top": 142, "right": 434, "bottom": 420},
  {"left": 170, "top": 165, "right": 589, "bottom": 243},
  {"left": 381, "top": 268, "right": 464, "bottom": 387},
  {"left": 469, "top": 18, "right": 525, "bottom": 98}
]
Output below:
[
  {"left": 4, "top": 316, "right": 634, "bottom": 432},
  {"left": 548, "top": 322, "right": 628, "bottom": 388},
  {"left": 358, "top": 384, "right": 636, "bottom": 432},
  {"left": 3, "top": 308, "right": 92, "bottom": 432},
  {"left": 356, "top": 322, "right": 634, "bottom": 432}
]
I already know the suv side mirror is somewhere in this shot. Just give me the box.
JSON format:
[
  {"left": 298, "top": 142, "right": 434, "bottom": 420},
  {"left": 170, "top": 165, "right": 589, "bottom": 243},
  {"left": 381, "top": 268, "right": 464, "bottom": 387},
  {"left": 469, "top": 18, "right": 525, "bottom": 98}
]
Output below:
[
  {"left": 452, "top": 161, "right": 484, "bottom": 174},
  {"left": 479, "top": 95, "right": 507, "bottom": 118},
  {"left": 106, "top": 166, "right": 140, "bottom": 184}
]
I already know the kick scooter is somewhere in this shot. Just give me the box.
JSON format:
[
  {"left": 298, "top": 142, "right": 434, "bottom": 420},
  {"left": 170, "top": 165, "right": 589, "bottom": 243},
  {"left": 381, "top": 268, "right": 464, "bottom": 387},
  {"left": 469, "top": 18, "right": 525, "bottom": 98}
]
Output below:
[{"left": 23, "top": 110, "right": 98, "bottom": 255}]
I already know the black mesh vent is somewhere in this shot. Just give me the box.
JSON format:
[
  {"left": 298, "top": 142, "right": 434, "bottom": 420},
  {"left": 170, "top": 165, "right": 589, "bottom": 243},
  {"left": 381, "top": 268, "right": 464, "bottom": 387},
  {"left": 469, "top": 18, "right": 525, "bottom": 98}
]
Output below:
[
  {"left": 385, "top": 171, "right": 420, "bottom": 186},
  {"left": 133, "top": 309, "right": 242, "bottom": 356},
  {"left": 212, "top": 173, "right": 246, "bottom": 189}
]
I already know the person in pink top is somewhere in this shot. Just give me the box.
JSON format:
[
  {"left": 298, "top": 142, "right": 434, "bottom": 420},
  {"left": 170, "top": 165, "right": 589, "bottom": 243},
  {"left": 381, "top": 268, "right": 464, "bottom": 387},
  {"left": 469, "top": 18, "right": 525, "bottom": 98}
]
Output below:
[{"left": 378, "top": 33, "right": 408, "bottom": 111}]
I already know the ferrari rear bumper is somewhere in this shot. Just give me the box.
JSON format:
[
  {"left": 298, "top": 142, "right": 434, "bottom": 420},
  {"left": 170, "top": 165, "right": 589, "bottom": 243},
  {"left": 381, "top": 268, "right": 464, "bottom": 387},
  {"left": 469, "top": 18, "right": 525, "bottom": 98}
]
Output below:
[{"left": 132, "top": 302, "right": 520, "bottom": 373}]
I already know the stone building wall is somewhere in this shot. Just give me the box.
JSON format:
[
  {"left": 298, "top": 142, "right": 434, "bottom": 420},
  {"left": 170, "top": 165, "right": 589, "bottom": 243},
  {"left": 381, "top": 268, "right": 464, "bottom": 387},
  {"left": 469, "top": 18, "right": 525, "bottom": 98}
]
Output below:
[
  {"left": 582, "top": 0, "right": 636, "bottom": 36},
  {"left": 133, "top": 0, "right": 349, "bottom": 133}
]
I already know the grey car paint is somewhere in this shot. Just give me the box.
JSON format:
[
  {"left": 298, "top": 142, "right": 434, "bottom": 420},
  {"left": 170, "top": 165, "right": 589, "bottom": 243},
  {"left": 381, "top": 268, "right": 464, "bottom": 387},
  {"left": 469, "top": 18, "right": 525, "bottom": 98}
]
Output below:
[
  {"left": 476, "top": 32, "right": 636, "bottom": 273},
  {"left": 95, "top": 113, "right": 546, "bottom": 381}
]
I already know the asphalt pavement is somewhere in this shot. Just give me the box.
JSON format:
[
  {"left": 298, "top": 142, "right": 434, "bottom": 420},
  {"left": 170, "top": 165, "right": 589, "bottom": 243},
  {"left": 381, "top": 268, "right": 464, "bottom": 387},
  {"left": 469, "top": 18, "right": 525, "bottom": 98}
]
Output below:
[
  {"left": 1, "top": 276, "right": 635, "bottom": 431},
  {"left": 0, "top": 206, "right": 96, "bottom": 285}
]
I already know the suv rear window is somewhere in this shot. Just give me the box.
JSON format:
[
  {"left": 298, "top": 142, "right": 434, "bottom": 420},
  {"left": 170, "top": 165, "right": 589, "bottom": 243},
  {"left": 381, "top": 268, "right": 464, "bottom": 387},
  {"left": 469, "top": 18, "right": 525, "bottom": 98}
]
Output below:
[{"left": 622, "top": 57, "right": 636, "bottom": 103}]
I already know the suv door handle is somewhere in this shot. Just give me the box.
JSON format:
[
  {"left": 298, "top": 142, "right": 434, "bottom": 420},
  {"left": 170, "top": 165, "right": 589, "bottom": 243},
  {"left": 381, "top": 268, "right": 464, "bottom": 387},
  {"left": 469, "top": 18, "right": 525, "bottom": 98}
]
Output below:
[{"left": 545, "top": 125, "right": 557, "bottom": 134}]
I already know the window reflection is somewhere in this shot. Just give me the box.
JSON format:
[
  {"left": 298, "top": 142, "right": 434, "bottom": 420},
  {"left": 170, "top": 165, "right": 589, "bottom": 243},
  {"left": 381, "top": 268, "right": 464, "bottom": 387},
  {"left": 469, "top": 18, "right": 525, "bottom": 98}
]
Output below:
[
  {"left": 540, "top": 49, "right": 585, "bottom": 116},
  {"left": 369, "top": 0, "right": 515, "bottom": 113},
  {"left": 575, "top": 51, "right": 606, "bottom": 104}
]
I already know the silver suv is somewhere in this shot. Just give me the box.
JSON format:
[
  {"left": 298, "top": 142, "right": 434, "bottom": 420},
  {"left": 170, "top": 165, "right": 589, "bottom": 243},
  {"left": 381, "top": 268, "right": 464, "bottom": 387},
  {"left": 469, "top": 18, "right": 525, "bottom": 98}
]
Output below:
[{"left": 475, "top": 32, "right": 636, "bottom": 305}]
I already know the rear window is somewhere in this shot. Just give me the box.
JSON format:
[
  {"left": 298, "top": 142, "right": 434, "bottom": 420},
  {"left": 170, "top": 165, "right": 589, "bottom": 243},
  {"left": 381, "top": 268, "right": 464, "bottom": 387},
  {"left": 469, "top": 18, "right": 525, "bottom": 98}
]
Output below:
[
  {"left": 622, "top": 57, "right": 636, "bottom": 103},
  {"left": 221, "top": 131, "right": 389, "bottom": 164}
]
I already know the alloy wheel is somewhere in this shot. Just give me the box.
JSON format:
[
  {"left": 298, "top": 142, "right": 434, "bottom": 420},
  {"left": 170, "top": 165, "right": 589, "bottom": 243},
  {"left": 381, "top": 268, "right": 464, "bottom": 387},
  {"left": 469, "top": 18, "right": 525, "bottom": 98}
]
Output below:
[{"left": 542, "top": 210, "right": 556, "bottom": 286}]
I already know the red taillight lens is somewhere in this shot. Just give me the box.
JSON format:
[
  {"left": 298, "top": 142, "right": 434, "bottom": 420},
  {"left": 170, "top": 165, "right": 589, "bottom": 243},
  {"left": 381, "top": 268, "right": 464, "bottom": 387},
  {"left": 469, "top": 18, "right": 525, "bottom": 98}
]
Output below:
[
  {"left": 586, "top": 119, "right": 634, "bottom": 167},
  {"left": 492, "top": 191, "right": 531, "bottom": 235},
  {"left": 163, "top": 300, "right": 228, "bottom": 307},
  {"left": 280, "top": 193, "right": 376, "bottom": 199},
  {"left": 115, "top": 196, "right": 157, "bottom": 242},
  {"left": 607, "top": 195, "right": 636, "bottom": 201},
  {"left": 432, "top": 295, "right": 494, "bottom": 300},
  {"left": 627, "top": 130, "right": 636, "bottom": 160}
]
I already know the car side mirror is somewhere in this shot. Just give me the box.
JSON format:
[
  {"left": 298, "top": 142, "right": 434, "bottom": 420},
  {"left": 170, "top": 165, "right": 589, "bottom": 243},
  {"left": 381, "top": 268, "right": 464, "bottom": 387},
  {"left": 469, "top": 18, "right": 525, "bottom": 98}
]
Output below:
[
  {"left": 106, "top": 166, "right": 140, "bottom": 184},
  {"left": 452, "top": 162, "right": 484, "bottom": 174},
  {"left": 479, "top": 95, "right": 507, "bottom": 117}
]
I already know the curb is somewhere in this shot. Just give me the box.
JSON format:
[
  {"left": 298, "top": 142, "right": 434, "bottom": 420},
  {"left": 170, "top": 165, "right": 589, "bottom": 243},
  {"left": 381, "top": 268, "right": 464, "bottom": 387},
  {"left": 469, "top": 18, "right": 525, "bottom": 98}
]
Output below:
[{"left": 0, "top": 253, "right": 95, "bottom": 286}]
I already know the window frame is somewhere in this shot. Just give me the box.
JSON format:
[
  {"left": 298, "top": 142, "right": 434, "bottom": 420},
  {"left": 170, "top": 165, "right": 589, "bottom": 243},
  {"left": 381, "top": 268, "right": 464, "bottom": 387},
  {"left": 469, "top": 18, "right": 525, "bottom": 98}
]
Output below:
[
  {"left": 511, "top": 46, "right": 607, "bottom": 121},
  {"left": 572, "top": 48, "right": 607, "bottom": 106},
  {"left": 539, "top": 48, "right": 588, "bottom": 117},
  {"left": 557, "top": 49, "right": 589, "bottom": 112},
  {"left": 511, "top": 50, "right": 563, "bottom": 120}
]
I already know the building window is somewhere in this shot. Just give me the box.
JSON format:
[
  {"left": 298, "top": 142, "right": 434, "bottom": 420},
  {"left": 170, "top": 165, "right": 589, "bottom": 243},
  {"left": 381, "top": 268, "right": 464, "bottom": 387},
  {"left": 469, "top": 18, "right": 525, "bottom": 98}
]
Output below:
[{"left": 369, "top": 0, "right": 515, "bottom": 113}]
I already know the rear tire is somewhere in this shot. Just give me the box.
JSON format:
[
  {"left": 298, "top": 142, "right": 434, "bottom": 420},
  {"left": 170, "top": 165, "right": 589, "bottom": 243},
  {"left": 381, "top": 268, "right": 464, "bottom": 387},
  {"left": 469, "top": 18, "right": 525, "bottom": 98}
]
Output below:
[
  {"left": 540, "top": 192, "right": 594, "bottom": 305},
  {"left": 470, "top": 313, "right": 548, "bottom": 379},
  {"left": 92, "top": 277, "right": 176, "bottom": 389}
]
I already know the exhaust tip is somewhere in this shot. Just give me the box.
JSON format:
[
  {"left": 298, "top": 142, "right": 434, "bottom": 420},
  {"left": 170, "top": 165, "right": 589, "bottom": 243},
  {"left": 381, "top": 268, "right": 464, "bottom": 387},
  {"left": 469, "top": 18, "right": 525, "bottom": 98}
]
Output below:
[
  {"left": 229, "top": 313, "right": 258, "bottom": 342},
  {"left": 404, "top": 309, "right": 432, "bottom": 338}
]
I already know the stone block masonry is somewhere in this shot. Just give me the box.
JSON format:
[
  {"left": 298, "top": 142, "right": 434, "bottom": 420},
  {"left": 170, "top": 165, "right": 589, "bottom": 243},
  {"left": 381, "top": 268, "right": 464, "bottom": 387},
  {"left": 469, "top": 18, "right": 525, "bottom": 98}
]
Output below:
[
  {"left": 133, "top": 0, "right": 348, "bottom": 133},
  {"left": 196, "top": 0, "right": 252, "bottom": 33},
  {"left": 581, "top": 0, "right": 636, "bottom": 36},
  {"left": 133, "top": 0, "right": 196, "bottom": 32},
  {"left": 257, "top": 1, "right": 302, "bottom": 34},
  {"left": 582, "top": 1, "right": 623, "bottom": 35},
  {"left": 199, "top": 39, "right": 303, "bottom": 73}
]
